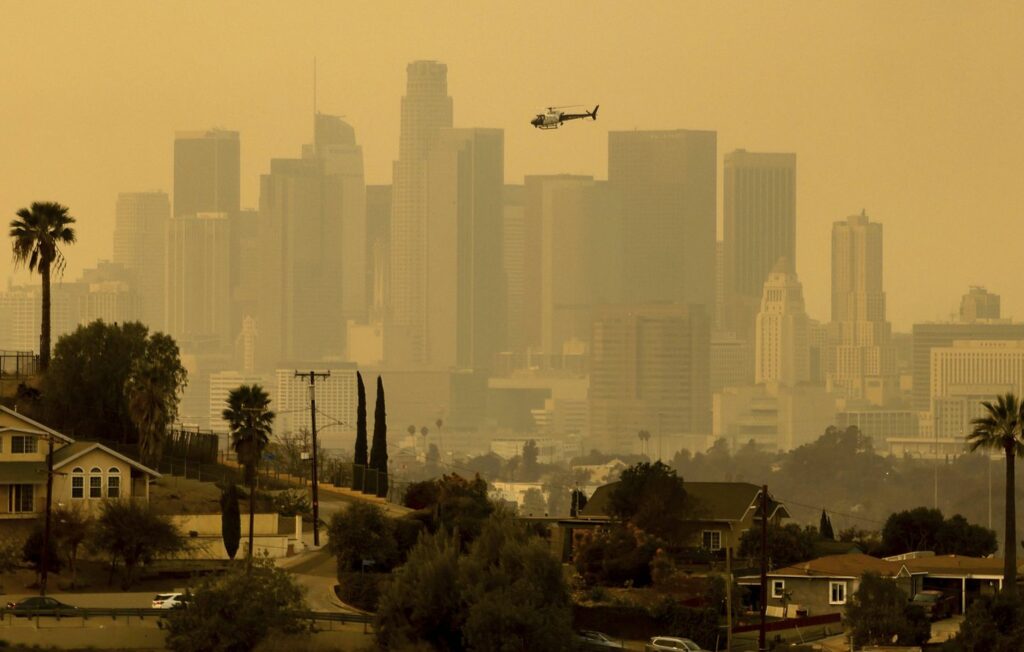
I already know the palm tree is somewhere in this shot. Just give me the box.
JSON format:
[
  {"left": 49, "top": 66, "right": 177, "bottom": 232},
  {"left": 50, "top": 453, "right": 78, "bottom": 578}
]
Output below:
[
  {"left": 9, "top": 202, "right": 77, "bottom": 370},
  {"left": 125, "top": 361, "right": 173, "bottom": 467},
  {"left": 967, "top": 392, "right": 1024, "bottom": 595},
  {"left": 222, "top": 384, "right": 274, "bottom": 571}
]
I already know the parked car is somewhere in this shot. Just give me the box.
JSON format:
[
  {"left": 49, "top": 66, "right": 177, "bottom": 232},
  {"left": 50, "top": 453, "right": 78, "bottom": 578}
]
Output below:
[
  {"left": 644, "top": 637, "right": 710, "bottom": 652},
  {"left": 4, "top": 596, "right": 78, "bottom": 616},
  {"left": 152, "top": 592, "right": 190, "bottom": 609},
  {"left": 911, "top": 590, "right": 957, "bottom": 620},
  {"left": 575, "top": 629, "right": 625, "bottom": 649}
]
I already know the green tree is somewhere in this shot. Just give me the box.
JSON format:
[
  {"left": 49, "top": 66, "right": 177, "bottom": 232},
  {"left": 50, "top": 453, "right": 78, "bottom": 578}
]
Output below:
[
  {"left": 89, "top": 499, "right": 186, "bottom": 589},
  {"left": 223, "top": 384, "right": 275, "bottom": 571},
  {"left": 521, "top": 439, "right": 540, "bottom": 481},
  {"left": 52, "top": 505, "right": 90, "bottom": 588},
  {"left": 846, "top": 572, "right": 931, "bottom": 647},
  {"left": 220, "top": 484, "right": 241, "bottom": 561},
  {"left": 881, "top": 506, "right": 946, "bottom": 555},
  {"left": 370, "top": 376, "right": 388, "bottom": 473},
  {"left": 327, "top": 502, "right": 398, "bottom": 574},
  {"left": 354, "top": 371, "right": 368, "bottom": 466},
  {"left": 163, "top": 553, "right": 310, "bottom": 652},
  {"left": 44, "top": 321, "right": 186, "bottom": 445},
  {"left": 608, "top": 461, "right": 692, "bottom": 540},
  {"left": 435, "top": 473, "right": 494, "bottom": 546},
  {"left": 937, "top": 514, "right": 998, "bottom": 557},
  {"left": 375, "top": 513, "right": 573, "bottom": 651},
  {"left": 0, "top": 536, "right": 21, "bottom": 593},
  {"left": 521, "top": 487, "right": 547, "bottom": 515},
  {"left": 23, "top": 525, "right": 61, "bottom": 577},
  {"left": 574, "top": 524, "right": 663, "bottom": 586},
  {"left": 819, "top": 509, "right": 835, "bottom": 540},
  {"left": 967, "top": 392, "right": 1024, "bottom": 595},
  {"left": 738, "top": 523, "right": 818, "bottom": 569},
  {"left": 950, "top": 592, "right": 1024, "bottom": 652},
  {"left": 9, "top": 201, "right": 77, "bottom": 370}
]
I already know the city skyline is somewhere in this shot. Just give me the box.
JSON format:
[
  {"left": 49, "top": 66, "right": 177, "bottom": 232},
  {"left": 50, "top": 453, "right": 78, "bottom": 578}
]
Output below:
[{"left": 3, "top": 3, "right": 1024, "bottom": 329}]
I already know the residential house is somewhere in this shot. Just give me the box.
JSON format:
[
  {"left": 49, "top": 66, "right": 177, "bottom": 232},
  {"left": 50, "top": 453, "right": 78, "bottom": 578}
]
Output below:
[
  {"left": 579, "top": 481, "right": 790, "bottom": 551},
  {"left": 0, "top": 406, "right": 159, "bottom": 519},
  {"left": 738, "top": 553, "right": 923, "bottom": 618}
]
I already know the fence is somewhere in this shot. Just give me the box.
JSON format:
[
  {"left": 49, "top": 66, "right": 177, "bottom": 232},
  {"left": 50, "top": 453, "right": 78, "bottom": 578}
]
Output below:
[{"left": 0, "top": 351, "right": 39, "bottom": 378}]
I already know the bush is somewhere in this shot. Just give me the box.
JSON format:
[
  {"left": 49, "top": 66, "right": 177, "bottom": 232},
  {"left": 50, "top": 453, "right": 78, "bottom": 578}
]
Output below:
[
  {"left": 574, "top": 524, "right": 662, "bottom": 587},
  {"left": 403, "top": 480, "right": 440, "bottom": 510},
  {"left": 336, "top": 571, "right": 384, "bottom": 611},
  {"left": 272, "top": 490, "right": 311, "bottom": 518},
  {"left": 327, "top": 502, "right": 397, "bottom": 574},
  {"left": 22, "top": 526, "right": 61, "bottom": 574}
]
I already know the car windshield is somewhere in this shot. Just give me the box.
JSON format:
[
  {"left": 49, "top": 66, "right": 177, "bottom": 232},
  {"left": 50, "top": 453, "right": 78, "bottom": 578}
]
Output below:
[
  {"left": 914, "top": 594, "right": 938, "bottom": 603},
  {"left": 155, "top": 594, "right": 175, "bottom": 600}
]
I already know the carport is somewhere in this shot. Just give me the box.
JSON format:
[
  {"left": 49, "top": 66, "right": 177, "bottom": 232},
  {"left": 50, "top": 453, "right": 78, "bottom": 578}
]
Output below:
[{"left": 902, "top": 555, "right": 1004, "bottom": 615}]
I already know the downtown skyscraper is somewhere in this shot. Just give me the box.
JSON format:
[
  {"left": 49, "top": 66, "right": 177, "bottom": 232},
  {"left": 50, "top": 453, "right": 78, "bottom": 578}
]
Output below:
[
  {"left": 722, "top": 150, "right": 796, "bottom": 339},
  {"left": 607, "top": 130, "right": 716, "bottom": 309},
  {"left": 257, "top": 113, "right": 367, "bottom": 365},
  {"left": 828, "top": 211, "right": 898, "bottom": 404},
  {"left": 387, "top": 61, "right": 454, "bottom": 365},
  {"left": 173, "top": 129, "right": 240, "bottom": 217},
  {"left": 113, "top": 191, "right": 170, "bottom": 329}
]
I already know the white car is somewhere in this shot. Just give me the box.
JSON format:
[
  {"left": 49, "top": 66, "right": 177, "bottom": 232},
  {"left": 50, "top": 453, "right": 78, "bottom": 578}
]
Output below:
[
  {"left": 644, "top": 637, "right": 709, "bottom": 652},
  {"left": 152, "top": 593, "right": 188, "bottom": 609}
]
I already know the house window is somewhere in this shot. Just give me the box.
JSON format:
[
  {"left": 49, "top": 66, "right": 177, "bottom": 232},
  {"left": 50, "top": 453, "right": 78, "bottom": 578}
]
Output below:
[
  {"left": 772, "top": 580, "right": 785, "bottom": 599},
  {"left": 71, "top": 467, "right": 84, "bottom": 499},
  {"left": 107, "top": 467, "right": 120, "bottom": 498},
  {"left": 11, "top": 435, "right": 37, "bottom": 454},
  {"left": 89, "top": 467, "right": 102, "bottom": 498},
  {"left": 830, "top": 581, "right": 847, "bottom": 605},
  {"left": 9, "top": 485, "right": 34, "bottom": 512},
  {"left": 702, "top": 530, "right": 722, "bottom": 551}
]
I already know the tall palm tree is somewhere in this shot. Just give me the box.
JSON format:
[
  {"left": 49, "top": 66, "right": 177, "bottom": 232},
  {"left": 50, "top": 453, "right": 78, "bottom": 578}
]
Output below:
[
  {"left": 125, "top": 361, "right": 173, "bottom": 467},
  {"left": 967, "top": 392, "right": 1024, "bottom": 595},
  {"left": 9, "top": 202, "right": 77, "bottom": 370},
  {"left": 222, "top": 384, "right": 274, "bottom": 571}
]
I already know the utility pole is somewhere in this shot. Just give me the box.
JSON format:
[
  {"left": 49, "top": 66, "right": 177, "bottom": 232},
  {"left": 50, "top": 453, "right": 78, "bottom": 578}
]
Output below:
[
  {"left": 759, "top": 484, "right": 769, "bottom": 652},
  {"left": 39, "top": 436, "right": 55, "bottom": 596},
  {"left": 295, "top": 370, "right": 330, "bottom": 547}
]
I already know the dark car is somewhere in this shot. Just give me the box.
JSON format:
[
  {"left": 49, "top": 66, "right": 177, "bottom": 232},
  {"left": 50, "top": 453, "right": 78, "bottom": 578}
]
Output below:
[
  {"left": 575, "top": 629, "right": 625, "bottom": 650},
  {"left": 911, "top": 590, "right": 957, "bottom": 620},
  {"left": 4, "top": 596, "right": 78, "bottom": 617}
]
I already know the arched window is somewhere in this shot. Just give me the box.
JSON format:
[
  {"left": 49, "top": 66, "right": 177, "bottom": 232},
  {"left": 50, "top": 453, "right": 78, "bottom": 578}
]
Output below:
[
  {"left": 71, "top": 467, "right": 84, "bottom": 499},
  {"left": 89, "top": 467, "right": 102, "bottom": 498},
  {"left": 107, "top": 467, "right": 121, "bottom": 498}
]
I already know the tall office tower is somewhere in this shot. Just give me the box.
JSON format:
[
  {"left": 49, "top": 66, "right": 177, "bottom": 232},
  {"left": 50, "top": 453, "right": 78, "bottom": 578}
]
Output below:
[
  {"left": 388, "top": 61, "right": 454, "bottom": 364},
  {"left": 754, "top": 258, "right": 809, "bottom": 386},
  {"left": 258, "top": 113, "right": 366, "bottom": 366},
  {"left": 165, "top": 213, "right": 232, "bottom": 350},
  {"left": 911, "top": 320, "right": 1024, "bottom": 410},
  {"left": 589, "top": 304, "right": 711, "bottom": 453},
  {"left": 521, "top": 175, "right": 623, "bottom": 355},
  {"left": 960, "top": 286, "right": 1001, "bottom": 322},
  {"left": 422, "top": 128, "right": 505, "bottom": 370},
  {"left": 714, "top": 241, "right": 726, "bottom": 330},
  {"left": 173, "top": 130, "right": 240, "bottom": 218},
  {"left": 607, "top": 130, "right": 716, "bottom": 308},
  {"left": 502, "top": 184, "right": 527, "bottom": 353},
  {"left": 228, "top": 209, "right": 260, "bottom": 347},
  {"left": 113, "top": 191, "right": 170, "bottom": 329},
  {"left": 828, "top": 211, "right": 898, "bottom": 404},
  {"left": 723, "top": 151, "right": 796, "bottom": 339},
  {"left": 77, "top": 261, "right": 137, "bottom": 326},
  {"left": 366, "top": 185, "right": 391, "bottom": 322}
]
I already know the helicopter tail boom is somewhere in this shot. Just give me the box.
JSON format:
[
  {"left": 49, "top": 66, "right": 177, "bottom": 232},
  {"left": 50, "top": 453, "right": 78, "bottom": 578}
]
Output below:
[{"left": 590, "top": 105, "right": 599, "bottom": 120}]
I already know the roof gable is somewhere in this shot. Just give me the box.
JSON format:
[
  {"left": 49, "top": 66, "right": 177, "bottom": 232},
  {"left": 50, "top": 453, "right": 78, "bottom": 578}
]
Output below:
[
  {"left": 0, "top": 406, "right": 74, "bottom": 444},
  {"left": 52, "top": 441, "right": 161, "bottom": 478}
]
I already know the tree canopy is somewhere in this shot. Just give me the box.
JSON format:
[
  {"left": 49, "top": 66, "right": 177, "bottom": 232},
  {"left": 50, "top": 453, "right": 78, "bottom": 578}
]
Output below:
[
  {"left": 608, "top": 461, "right": 692, "bottom": 541},
  {"left": 880, "top": 507, "right": 996, "bottom": 557},
  {"left": 846, "top": 572, "right": 931, "bottom": 647},
  {"left": 44, "top": 321, "right": 186, "bottom": 445},
  {"left": 738, "top": 523, "right": 819, "bottom": 569},
  {"left": 374, "top": 512, "right": 573, "bottom": 651}
]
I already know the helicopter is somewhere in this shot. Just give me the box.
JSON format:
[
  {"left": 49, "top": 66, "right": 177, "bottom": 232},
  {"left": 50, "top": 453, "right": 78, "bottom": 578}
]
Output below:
[{"left": 531, "top": 104, "right": 599, "bottom": 129}]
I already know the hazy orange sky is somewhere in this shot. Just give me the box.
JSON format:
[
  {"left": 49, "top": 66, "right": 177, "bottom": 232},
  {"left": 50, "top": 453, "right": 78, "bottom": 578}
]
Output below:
[{"left": 3, "top": 1, "right": 1023, "bottom": 330}]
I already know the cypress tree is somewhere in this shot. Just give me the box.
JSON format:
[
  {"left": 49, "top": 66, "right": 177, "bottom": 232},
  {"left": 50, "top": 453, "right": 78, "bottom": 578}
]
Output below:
[
  {"left": 820, "top": 509, "right": 835, "bottom": 540},
  {"left": 354, "top": 371, "right": 368, "bottom": 466},
  {"left": 220, "top": 483, "right": 241, "bottom": 561},
  {"left": 369, "top": 375, "right": 388, "bottom": 473}
]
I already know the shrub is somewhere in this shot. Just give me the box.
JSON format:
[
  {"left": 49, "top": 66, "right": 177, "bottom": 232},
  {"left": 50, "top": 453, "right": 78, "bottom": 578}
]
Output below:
[{"left": 336, "top": 571, "right": 384, "bottom": 611}]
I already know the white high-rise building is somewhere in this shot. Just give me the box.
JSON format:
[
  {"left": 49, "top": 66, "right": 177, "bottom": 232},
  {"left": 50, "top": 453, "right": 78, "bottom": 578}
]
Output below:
[
  {"left": 755, "top": 258, "right": 809, "bottom": 386},
  {"left": 274, "top": 369, "right": 358, "bottom": 448},
  {"left": 928, "top": 340, "right": 1024, "bottom": 438}
]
